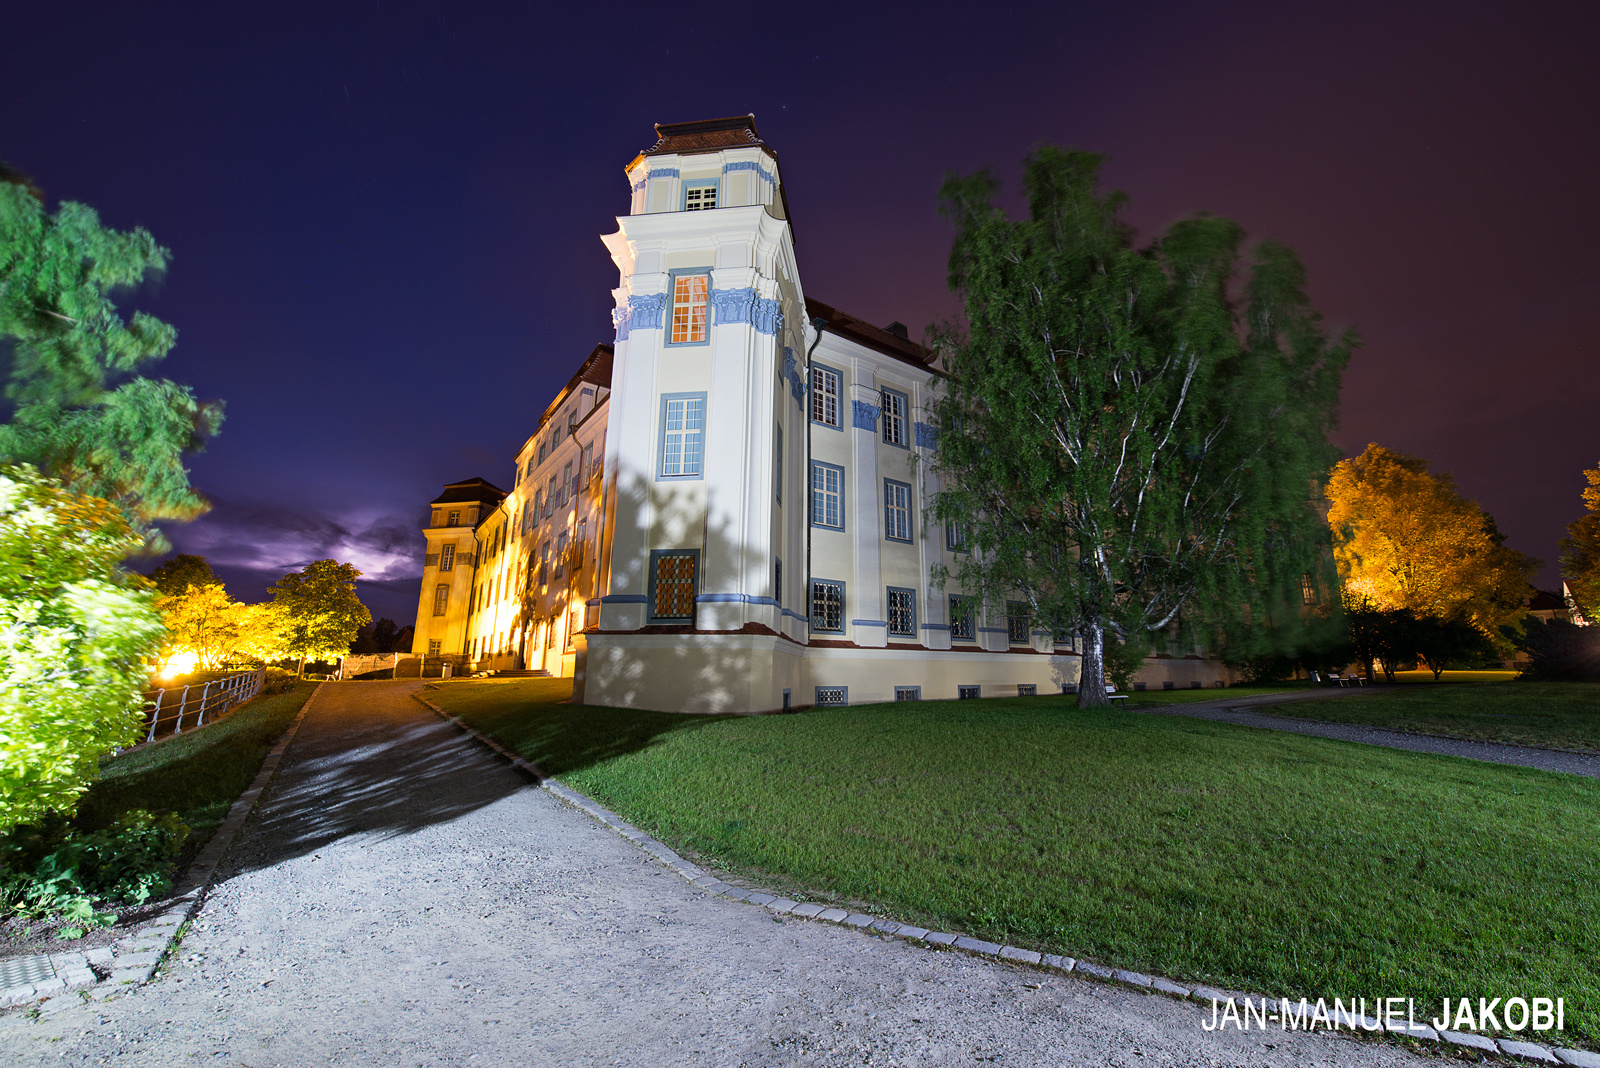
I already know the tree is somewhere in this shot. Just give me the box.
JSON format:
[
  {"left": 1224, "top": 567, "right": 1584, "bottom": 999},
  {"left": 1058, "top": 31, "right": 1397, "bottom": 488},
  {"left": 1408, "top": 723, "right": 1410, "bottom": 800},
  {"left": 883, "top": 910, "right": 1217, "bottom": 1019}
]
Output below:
[
  {"left": 156, "top": 583, "right": 244, "bottom": 671},
  {"left": 1327, "top": 444, "right": 1539, "bottom": 644},
  {"left": 0, "top": 172, "right": 221, "bottom": 548},
  {"left": 929, "top": 147, "right": 1350, "bottom": 706},
  {"left": 1507, "top": 617, "right": 1600, "bottom": 682},
  {"left": 0, "top": 466, "right": 166, "bottom": 833},
  {"left": 269, "top": 560, "right": 371, "bottom": 675},
  {"left": 146, "top": 553, "right": 219, "bottom": 597},
  {"left": 1560, "top": 463, "right": 1600, "bottom": 621},
  {"left": 1411, "top": 613, "right": 1493, "bottom": 680},
  {"left": 372, "top": 617, "right": 398, "bottom": 654}
]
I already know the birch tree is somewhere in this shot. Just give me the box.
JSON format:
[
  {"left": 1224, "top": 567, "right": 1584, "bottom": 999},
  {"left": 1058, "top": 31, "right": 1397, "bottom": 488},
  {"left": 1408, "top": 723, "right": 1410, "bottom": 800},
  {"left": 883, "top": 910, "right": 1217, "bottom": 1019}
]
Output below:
[{"left": 930, "top": 147, "right": 1350, "bottom": 706}]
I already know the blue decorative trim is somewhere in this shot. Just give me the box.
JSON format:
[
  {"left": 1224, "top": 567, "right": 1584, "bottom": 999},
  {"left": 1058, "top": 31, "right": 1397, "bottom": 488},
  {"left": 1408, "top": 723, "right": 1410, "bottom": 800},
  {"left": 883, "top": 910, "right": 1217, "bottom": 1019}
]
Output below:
[
  {"left": 915, "top": 421, "right": 938, "bottom": 449},
  {"left": 599, "top": 594, "right": 648, "bottom": 604},
  {"left": 780, "top": 608, "right": 808, "bottom": 622},
  {"left": 784, "top": 348, "right": 807, "bottom": 410},
  {"left": 978, "top": 627, "right": 1008, "bottom": 634},
  {"left": 709, "top": 288, "right": 783, "bottom": 336},
  {"left": 920, "top": 623, "right": 951, "bottom": 631},
  {"left": 653, "top": 167, "right": 680, "bottom": 179},
  {"left": 851, "top": 619, "right": 890, "bottom": 628},
  {"left": 630, "top": 177, "right": 647, "bottom": 194},
  {"left": 852, "top": 400, "right": 881, "bottom": 432},
  {"left": 628, "top": 292, "right": 666, "bottom": 333},
  {"left": 723, "top": 160, "right": 777, "bottom": 186},
  {"left": 696, "top": 593, "right": 780, "bottom": 606}
]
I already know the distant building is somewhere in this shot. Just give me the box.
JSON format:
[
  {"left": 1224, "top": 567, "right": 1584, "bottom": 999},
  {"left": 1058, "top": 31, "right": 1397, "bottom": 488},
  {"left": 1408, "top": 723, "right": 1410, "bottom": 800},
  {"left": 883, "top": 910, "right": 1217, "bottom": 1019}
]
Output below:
[{"left": 410, "top": 116, "right": 1228, "bottom": 711}]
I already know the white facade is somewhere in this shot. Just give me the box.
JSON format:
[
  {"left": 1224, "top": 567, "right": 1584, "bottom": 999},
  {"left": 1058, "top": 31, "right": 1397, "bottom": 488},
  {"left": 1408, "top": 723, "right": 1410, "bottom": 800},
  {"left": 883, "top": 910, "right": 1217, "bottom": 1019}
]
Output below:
[{"left": 420, "top": 116, "right": 1228, "bottom": 711}]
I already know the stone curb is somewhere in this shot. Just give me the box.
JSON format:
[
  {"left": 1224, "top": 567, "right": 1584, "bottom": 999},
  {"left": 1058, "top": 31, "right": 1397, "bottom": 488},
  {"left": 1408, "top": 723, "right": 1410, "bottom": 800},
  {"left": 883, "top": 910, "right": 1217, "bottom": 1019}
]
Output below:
[
  {"left": 413, "top": 689, "right": 1592, "bottom": 1064},
  {"left": 2, "top": 683, "right": 326, "bottom": 1010}
]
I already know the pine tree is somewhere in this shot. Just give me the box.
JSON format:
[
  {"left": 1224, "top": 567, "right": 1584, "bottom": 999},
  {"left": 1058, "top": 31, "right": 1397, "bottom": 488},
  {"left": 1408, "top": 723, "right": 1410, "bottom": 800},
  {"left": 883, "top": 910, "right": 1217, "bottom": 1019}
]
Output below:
[
  {"left": 929, "top": 147, "right": 1350, "bottom": 706},
  {"left": 0, "top": 169, "right": 221, "bottom": 547}
]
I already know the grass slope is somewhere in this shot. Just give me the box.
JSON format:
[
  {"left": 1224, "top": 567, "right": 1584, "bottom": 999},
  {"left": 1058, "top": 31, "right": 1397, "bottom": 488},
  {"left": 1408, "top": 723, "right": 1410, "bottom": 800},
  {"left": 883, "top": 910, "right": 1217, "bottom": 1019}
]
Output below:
[
  {"left": 77, "top": 682, "right": 318, "bottom": 836},
  {"left": 431, "top": 678, "right": 1600, "bottom": 1045},
  {"left": 1279, "top": 681, "right": 1600, "bottom": 752}
]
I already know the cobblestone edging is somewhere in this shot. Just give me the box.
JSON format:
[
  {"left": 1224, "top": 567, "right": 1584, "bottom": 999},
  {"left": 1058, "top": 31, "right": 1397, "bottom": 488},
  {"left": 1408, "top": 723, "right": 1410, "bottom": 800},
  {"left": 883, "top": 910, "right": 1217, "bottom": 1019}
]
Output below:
[
  {"left": 415, "top": 690, "right": 1600, "bottom": 1067},
  {"left": 1, "top": 683, "right": 326, "bottom": 1012}
]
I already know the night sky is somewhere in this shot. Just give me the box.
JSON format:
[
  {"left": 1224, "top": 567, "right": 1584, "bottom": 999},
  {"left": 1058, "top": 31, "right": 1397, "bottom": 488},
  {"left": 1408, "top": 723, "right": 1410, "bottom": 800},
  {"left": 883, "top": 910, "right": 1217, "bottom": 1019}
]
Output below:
[{"left": 5, "top": 1, "right": 1597, "bottom": 627}]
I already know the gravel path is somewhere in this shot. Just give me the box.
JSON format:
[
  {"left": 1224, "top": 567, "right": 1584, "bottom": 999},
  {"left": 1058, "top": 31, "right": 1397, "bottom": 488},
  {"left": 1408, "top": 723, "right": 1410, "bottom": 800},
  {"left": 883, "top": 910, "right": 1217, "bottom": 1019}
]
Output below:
[
  {"left": 0, "top": 680, "right": 1435, "bottom": 1067},
  {"left": 1134, "top": 688, "right": 1600, "bottom": 778}
]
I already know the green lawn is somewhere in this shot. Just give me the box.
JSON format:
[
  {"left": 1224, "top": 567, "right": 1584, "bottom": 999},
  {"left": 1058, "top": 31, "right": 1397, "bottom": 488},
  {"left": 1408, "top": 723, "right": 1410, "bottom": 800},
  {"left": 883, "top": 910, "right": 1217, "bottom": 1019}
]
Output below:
[
  {"left": 1276, "top": 680, "right": 1600, "bottom": 752},
  {"left": 76, "top": 682, "right": 318, "bottom": 837},
  {"left": 430, "top": 677, "right": 1600, "bottom": 1046}
]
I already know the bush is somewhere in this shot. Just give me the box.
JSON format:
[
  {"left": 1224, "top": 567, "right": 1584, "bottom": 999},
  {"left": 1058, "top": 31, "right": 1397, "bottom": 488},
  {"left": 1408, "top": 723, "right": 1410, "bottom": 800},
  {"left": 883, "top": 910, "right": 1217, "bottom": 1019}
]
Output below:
[
  {"left": 0, "top": 809, "right": 189, "bottom": 935},
  {"left": 259, "top": 667, "right": 298, "bottom": 695},
  {"left": 1510, "top": 618, "right": 1600, "bottom": 682}
]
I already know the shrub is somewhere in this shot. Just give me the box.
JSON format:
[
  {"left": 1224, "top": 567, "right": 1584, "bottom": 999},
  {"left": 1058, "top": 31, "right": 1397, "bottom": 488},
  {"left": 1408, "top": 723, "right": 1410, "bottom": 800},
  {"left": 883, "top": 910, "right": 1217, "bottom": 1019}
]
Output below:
[
  {"left": 1510, "top": 618, "right": 1600, "bottom": 682},
  {"left": 0, "top": 809, "right": 189, "bottom": 935}
]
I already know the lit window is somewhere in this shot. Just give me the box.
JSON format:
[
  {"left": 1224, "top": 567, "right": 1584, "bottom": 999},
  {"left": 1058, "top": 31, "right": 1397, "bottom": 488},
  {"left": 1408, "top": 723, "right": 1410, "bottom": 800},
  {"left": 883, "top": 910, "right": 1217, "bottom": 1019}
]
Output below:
[
  {"left": 887, "top": 587, "right": 916, "bottom": 638},
  {"left": 568, "top": 607, "right": 581, "bottom": 648},
  {"left": 1301, "top": 573, "right": 1318, "bottom": 605},
  {"left": 880, "top": 388, "right": 908, "bottom": 447},
  {"left": 432, "top": 584, "right": 449, "bottom": 617},
  {"left": 671, "top": 273, "right": 709, "bottom": 344},
  {"left": 659, "top": 394, "right": 706, "bottom": 479},
  {"left": 1007, "top": 601, "right": 1030, "bottom": 644},
  {"left": 447, "top": 510, "right": 460, "bottom": 527},
  {"left": 811, "top": 462, "right": 844, "bottom": 530},
  {"left": 439, "top": 544, "right": 455, "bottom": 572},
  {"left": 683, "top": 182, "right": 718, "bottom": 210},
  {"left": 811, "top": 365, "right": 841, "bottom": 427},
  {"left": 810, "top": 580, "right": 844, "bottom": 633},
  {"left": 950, "top": 595, "right": 975, "bottom": 641},
  {"left": 649, "top": 550, "right": 698, "bottom": 622},
  {"left": 427, "top": 639, "right": 441, "bottom": 657},
  {"left": 884, "top": 480, "right": 912, "bottom": 542}
]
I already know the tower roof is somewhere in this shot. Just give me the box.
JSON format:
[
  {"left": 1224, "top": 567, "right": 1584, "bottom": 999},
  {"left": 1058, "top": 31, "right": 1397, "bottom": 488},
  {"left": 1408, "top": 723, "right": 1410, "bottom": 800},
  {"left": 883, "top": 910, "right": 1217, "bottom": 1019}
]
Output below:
[
  {"left": 429, "top": 478, "right": 506, "bottom": 507},
  {"left": 642, "top": 115, "right": 768, "bottom": 157}
]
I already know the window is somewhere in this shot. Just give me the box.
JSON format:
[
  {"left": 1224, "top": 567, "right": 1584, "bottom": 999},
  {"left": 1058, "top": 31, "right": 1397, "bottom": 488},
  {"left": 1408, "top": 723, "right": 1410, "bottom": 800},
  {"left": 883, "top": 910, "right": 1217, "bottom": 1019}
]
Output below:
[
  {"left": 884, "top": 479, "right": 912, "bottom": 542},
  {"left": 562, "top": 461, "right": 574, "bottom": 506},
  {"left": 581, "top": 442, "right": 594, "bottom": 487},
  {"left": 815, "top": 686, "right": 848, "bottom": 707},
  {"left": 811, "top": 364, "right": 841, "bottom": 427},
  {"left": 659, "top": 394, "right": 706, "bottom": 480},
  {"left": 887, "top": 587, "right": 916, "bottom": 638},
  {"left": 555, "top": 532, "right": 568, "bottom": 578},
  {"left": 438, "top": 544, "right": 455, "bottom": 572},
  {"left": 682, "top": 180, "right": 718, "bottom": 210},
  {"left": 945, "top": 521, "right": 967, "bottom": 552},
  {"left": 553, "top": 422, "right": 565, "bottom": 447},
  {"left": 648, "top": 549, "right": 699, "bottom": 622},
  {"left": 1007, "top": 601, "right": 1030, "bottom": 644},
  {"left": 670, "top": 272, "right": 709, "bottom": 344},
  {"left": 880, "top": 387, "right": 908, "bottom": 447},
  {"left": 432, "top": 584, "right": 450, "bottom": 616},
  {"left": 447, "top": 510, "right": 460, "bottom": 527},
  {"left": 811, "top": 461, "right": 844, "bottom": 529},
  {"left": 545, "top": 477, "right": 556, "bottom": 517},
  {"left": 958, "top": 685, "right": 980, "bottom": 700},
  {"left": 538, "top": 441, "right": 547, "bottom": 463},
  {"left": 568, "top": 607, "right": 580, "bottom": 649},
  {"left": 521, "top": 502, "right": 534, "bottom": 537},
  {"left": 810, "top": 579, "right": 844, "bottom": 633},
  {"left": 574, "top": 518, "right": 587, "bottom": 572},
  {"left": 774, "top": 423, "right": 782, "bottom": 503},
  {"left": 427, "top": 639, "right": 441, "bottom": 657},
  {"left": 1054, "top": 630, "right": 1076, "bottom": 652},
  {"left": 950, "top": 595, "right": 976, "bottom": 641},
  {"left": 1017, "top": 684, "right": 1037, "bottom": 697},
  {"left": 894, "top": 686, "right": 921, "bottom": 701},
  {"left": 1301, "top": 573, "right": 1318, "bottom": 605},
  {"left": 774, "top": 558, "right": 782, "bottom": 608},
  {"left": 539, "top": 541, "right": 550, "bottom": 584}
]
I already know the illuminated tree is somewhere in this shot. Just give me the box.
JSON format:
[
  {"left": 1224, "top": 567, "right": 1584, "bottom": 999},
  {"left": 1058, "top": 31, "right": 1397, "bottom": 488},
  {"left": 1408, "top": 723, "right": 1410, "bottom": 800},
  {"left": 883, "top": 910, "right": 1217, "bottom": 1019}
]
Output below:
[
  {"left": 930, "top": 147, "right": 1350, "bottom": 704},
  {"left": 1327, "top": 444, "right": 1537, "bottom": 642},
  {"left": 0, "top": 466, "right": 165, "bottom": 833},
  {"left": 147, "top": 554, "right": 219, "bottom": 597},
  {"left": 1560, "top": 463, "right": 1600, "bottom": 621},
  {"left": 269, "top": 560, "right": 371, "bottom": 675},
  {"left": 0, "top": 170, "right": 221, "bottom": 549},
  {"left": 156, "top": 583, "right": 244, "bottom": 671}
]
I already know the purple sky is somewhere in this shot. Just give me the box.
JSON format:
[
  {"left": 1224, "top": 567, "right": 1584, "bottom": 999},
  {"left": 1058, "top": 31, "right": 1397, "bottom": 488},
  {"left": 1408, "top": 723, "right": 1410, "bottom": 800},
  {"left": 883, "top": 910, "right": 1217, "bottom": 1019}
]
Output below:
[{"left": 5, "top": 1, "right": 1597, "bottom": 626}]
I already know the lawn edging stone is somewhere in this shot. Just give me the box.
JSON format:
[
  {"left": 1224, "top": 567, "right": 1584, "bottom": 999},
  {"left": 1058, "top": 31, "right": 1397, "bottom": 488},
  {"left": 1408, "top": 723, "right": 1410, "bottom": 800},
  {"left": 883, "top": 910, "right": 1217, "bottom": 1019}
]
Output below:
[
  {"left": 4, "top": 683, "right": 325, "bottom": 1012},
  {"left": 415, "top": 687, "right": 1590, "bottom": 1065}
]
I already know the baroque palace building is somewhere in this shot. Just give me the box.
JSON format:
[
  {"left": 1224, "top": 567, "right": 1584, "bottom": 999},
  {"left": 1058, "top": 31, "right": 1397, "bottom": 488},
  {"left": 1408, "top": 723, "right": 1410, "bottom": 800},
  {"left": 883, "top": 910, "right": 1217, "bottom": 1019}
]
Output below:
[{"left": 411, "top": 116, "right": 1227, "bottom": 713}]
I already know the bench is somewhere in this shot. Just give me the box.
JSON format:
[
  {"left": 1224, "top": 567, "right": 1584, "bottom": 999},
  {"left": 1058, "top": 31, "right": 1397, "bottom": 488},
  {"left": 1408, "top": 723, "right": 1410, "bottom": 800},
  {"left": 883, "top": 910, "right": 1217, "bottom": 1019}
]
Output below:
[{"left": 1105, "top": 684, "right": 1129, "bottom": 702}]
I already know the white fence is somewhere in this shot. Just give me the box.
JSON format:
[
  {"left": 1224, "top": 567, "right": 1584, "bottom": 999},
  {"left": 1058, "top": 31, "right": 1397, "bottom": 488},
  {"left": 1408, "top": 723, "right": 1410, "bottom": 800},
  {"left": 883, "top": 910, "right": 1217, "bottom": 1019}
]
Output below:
[{"left": 138, "top": 668, "right": 266, "bottom": 745}]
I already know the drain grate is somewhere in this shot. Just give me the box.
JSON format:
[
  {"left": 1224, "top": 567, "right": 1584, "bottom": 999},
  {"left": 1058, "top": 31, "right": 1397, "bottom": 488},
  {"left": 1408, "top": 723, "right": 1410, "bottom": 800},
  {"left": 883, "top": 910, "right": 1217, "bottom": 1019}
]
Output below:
[{"left": 0, "top": 954, "right": 54, "bottom": 990}]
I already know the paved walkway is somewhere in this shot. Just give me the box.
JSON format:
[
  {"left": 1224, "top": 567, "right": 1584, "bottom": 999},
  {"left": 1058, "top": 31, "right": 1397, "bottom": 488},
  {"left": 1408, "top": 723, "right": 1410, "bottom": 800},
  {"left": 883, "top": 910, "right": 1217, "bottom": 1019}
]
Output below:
[
  {"left": 1135, "top": 687, "right": 1600, "bottom": 778},
  {"left": 0, "top": 680, "right": 1434, "bottom": 1067}
]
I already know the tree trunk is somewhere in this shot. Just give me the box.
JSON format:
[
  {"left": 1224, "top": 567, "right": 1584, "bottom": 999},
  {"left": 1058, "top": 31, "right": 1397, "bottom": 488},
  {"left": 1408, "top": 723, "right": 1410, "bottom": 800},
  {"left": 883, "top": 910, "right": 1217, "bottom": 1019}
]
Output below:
[
  {"left": 296, "top": 654, "right": 306, "bottom": 679},
  {"left": 1077, "top": 622, "right": 1109, "bottom": 708}
]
